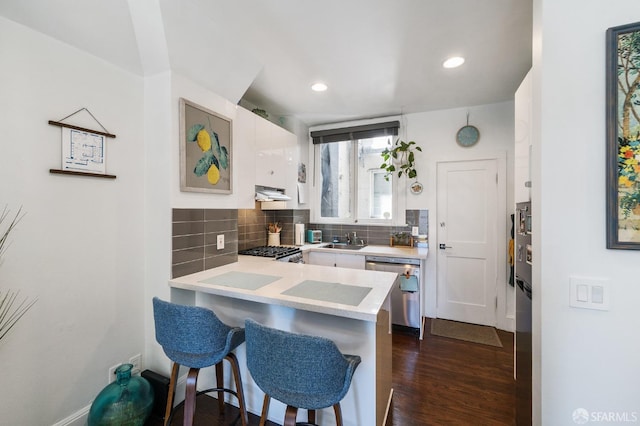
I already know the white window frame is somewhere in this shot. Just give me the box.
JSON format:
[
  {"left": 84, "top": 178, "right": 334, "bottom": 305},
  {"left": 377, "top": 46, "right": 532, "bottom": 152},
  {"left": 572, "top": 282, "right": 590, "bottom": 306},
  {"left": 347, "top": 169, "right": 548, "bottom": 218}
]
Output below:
[{"left": 310, "top": 135, "right": 405, "bottom": 226}]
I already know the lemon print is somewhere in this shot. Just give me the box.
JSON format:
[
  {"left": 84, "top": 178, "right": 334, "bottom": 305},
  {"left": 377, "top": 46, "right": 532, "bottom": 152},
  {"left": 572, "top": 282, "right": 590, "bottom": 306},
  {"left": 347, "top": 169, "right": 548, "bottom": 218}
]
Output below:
[
  {"left": 197, "top": 129, "right": 211, "bottom": 152},
  {"left": 207, "top": 164, "right": 220, "bottom": 185}
]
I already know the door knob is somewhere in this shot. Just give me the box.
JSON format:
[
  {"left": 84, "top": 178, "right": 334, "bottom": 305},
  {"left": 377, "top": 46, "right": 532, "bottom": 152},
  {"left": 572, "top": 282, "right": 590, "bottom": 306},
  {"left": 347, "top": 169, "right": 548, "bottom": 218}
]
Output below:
[{"left": 439, "top": 243, "right": 452, "bottom": 249}]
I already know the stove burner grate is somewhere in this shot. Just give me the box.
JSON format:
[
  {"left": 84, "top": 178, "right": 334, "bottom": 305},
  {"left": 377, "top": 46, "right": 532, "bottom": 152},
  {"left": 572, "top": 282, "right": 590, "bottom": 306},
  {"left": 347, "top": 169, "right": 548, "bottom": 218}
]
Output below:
[{"left": 238, "top": 246, "right": 301, "bottom": 259}]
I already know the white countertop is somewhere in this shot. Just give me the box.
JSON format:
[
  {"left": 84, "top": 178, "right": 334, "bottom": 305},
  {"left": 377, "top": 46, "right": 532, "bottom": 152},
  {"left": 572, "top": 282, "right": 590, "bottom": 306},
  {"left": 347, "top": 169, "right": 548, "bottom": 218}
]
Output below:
[
  {"left": 301, "top": 243, "right": 429, "bottom": 259},
  {"left": 169, "top": 256, "right": 398, "bottom": 322}
]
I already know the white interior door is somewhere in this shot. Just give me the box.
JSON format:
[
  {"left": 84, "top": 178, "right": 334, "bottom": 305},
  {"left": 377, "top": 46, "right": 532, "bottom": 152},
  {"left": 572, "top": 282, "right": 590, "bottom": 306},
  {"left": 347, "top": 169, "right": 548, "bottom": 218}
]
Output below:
[{"left": 436, "top": 159, "right": 498, "bottom": 326}]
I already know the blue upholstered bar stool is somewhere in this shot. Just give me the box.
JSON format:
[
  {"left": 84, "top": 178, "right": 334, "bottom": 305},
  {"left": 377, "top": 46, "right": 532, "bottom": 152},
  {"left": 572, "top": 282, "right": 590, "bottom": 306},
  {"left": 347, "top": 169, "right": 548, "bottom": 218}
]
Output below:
[
  {"left": 245, "top": 319, "right": 361, "bottom": 426},
  {"left": 152, "top": 297, "right": 248, "bottom": 426}
]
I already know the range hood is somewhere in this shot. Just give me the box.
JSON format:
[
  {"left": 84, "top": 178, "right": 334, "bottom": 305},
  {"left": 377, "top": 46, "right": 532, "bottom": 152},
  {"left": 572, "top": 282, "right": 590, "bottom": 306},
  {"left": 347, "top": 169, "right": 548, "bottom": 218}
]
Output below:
[{"left": 255, "top": 186, "right": 290, "bottom": 209}]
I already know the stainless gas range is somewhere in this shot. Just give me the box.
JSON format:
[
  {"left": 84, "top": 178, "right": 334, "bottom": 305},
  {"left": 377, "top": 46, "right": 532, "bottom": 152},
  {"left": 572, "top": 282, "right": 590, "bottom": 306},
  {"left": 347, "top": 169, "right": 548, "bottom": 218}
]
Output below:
[{"left": 238, "top": 246, "right": 303, "bottom": 263}]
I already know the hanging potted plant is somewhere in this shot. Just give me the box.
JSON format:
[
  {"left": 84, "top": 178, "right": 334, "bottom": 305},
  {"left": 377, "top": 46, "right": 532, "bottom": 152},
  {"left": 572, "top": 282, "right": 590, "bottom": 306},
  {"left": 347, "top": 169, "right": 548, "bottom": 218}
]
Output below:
[{"left": 380, "top": 139, "right": 422, "bottom": 181}]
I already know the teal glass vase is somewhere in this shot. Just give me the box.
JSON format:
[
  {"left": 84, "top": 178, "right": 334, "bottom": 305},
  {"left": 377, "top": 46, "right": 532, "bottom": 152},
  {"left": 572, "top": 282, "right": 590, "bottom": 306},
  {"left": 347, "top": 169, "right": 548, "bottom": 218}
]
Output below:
[{"left": 88, "top": 363, "right": 154, "bottom": 426}]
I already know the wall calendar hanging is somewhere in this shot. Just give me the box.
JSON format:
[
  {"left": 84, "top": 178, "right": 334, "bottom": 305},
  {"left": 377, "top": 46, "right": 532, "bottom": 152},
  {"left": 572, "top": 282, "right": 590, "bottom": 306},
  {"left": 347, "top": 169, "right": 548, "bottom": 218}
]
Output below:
[{"left": 48, "top": 108, "right": 117, "bottom": 179}]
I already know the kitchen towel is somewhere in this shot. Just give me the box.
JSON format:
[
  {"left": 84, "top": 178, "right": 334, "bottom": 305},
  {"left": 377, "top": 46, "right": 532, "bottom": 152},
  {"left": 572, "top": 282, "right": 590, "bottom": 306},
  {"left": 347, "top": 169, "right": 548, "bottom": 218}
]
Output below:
[{"left": 400, "top": 275, "right": 419, "bottom": 292}]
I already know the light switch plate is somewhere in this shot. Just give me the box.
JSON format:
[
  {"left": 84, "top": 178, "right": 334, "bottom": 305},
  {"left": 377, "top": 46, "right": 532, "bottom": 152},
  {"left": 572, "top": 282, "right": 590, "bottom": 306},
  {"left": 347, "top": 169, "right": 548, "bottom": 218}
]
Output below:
[
  {"left": 217, "top": 234, "right": 224, "bottom": 250},
  {"left": 570, "top": 276, "right": 610, "bottom": 311}
]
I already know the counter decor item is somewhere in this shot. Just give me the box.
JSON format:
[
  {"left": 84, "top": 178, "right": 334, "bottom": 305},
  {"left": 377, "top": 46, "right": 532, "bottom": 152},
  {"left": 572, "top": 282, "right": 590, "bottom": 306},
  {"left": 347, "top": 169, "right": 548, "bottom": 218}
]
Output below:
[
  {"left": 380, "top": 139, "right": 422, "bottom": 181},
  {"left": 294, "top": 223, "right": 305, "bottom": 246},
  {"left": 390, "top": 231, "right": 413, "bottom": 247},
  {"left": 606, "top": 21, "right": 640, "bottom": 249},
  {"left": 88, "top": 363, "right": 154, "bottom": 426},
  {"left": 267, "top": 222, "right": 282, "bottom": 246},
  {"left": 180, "top": 98, "right": 232, "bottom": 194}
]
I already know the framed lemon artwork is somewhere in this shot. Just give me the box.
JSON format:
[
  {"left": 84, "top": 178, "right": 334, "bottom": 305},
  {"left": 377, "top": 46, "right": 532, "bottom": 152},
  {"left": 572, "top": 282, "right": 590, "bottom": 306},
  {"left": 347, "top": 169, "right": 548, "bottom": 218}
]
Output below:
[{"left": 179, "top": 98, "right": 233, "bottom": 194}]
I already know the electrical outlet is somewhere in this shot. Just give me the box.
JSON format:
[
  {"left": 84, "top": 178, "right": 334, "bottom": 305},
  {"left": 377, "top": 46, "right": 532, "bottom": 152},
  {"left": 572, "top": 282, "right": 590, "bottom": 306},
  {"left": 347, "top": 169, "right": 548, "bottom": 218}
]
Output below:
[
  {"left": 217, "top": 234, "right": 225, "bottom": 250},
  {"left": 108, "top": 364, "right": 120, "bottom": 384},
  {"left": 129, "top": 354, "right": 142, "bottom": 375}
]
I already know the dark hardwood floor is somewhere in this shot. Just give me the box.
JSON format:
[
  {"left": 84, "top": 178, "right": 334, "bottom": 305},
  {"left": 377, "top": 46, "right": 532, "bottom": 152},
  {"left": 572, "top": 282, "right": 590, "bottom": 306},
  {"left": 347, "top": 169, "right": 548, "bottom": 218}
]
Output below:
[
  {"left": 147, "top": 318, "right": 515, "bottom": 426},
  {"left": 389, "top": 318, "right": 515, "bottom": 425}
]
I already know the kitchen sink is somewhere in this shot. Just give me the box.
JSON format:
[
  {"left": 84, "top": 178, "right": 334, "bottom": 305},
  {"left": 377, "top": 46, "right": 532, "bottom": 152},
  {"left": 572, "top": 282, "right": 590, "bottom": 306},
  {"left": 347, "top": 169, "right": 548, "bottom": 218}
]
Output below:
[{"left": 322, "top": 243, "right": 367, "bottom": 250}]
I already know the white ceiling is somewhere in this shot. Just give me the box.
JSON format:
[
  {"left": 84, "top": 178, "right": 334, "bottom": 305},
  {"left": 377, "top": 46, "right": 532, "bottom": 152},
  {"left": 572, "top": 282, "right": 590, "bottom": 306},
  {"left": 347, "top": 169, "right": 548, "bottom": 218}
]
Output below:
[{"left": 0, "top": 0, "right": 532, "bottom": 126}]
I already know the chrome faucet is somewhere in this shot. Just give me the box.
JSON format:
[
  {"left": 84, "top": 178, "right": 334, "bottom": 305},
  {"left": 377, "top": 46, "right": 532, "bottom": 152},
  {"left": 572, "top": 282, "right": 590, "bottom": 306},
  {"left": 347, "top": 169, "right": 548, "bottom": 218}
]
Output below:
[{"left": 345, "top": 231, "right": 365, "bottom": 246}]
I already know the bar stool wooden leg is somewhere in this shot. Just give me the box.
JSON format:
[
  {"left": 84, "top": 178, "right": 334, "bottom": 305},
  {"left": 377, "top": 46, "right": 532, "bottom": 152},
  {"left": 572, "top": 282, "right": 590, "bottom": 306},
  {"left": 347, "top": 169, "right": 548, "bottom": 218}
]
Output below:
[
  {"left": 164, "top": 362, "right": 180, "bottom": 426},
  {"left": 308, "top": 409, "right": 316, "bottom": 424},
  {"left": 226, "top": 353, "right": 248, "bottom": 426},
  {"left": 284, "top": 405, "right": 298, "bottom": 426},
  {"left": 333, "top": 403, "right": 343, "bottom": 426},
  {"left": 259, "top": 394, "right": 271, "bottom": 426},
  {"left": 184, "top": 368, "right": 200, "bottom": 426},
  {"left": 215, "top": 362, "right": 225, "bottom": 414}
]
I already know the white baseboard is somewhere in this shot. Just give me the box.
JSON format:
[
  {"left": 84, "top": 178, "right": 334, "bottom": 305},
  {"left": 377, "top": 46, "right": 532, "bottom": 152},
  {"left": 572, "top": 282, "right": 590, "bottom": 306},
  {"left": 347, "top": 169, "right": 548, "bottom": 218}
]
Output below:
[
  {"left": 50, "top": 373, "right": 187, "bottom": 426},
  {"left": 51, "top": 405, "right": 89, "bottom": 426}
]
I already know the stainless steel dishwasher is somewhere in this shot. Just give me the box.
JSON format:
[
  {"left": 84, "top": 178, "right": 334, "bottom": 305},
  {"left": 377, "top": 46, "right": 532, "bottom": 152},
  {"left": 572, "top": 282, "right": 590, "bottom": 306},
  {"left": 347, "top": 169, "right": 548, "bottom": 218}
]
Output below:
[{"left": 365, "top": 256, "right": 421, "bottom": 330}]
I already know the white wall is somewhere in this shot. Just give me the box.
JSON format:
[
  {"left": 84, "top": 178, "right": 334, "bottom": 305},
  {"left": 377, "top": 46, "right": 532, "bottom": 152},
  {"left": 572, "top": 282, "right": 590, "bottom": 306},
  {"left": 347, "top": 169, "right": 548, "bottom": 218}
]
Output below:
[
  {"left": 404, "top": 102, "right": 516, "bottom": 330},
  {"left": 0, "top": 17, "right": 145, "bottom": 425},
  {"left": 533, "top": 1, "right": 640, "bottom": 424}
]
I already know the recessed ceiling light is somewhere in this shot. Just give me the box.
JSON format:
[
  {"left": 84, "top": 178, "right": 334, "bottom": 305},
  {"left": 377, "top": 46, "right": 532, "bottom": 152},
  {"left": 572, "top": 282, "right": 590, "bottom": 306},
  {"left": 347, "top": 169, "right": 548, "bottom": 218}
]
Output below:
[
  {"left": 443, "top": 56, "right": 465, "bottom": 69},
  {"left": 311, "top": 82, "right": 328, "bottom": 92}
]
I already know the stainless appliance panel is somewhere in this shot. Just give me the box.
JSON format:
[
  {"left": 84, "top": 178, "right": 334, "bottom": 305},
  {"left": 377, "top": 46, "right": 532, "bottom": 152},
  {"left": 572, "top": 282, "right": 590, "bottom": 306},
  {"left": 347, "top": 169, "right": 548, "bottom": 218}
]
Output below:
[{"left": 365, "top": 256, "right": 421, "bottom": 330}]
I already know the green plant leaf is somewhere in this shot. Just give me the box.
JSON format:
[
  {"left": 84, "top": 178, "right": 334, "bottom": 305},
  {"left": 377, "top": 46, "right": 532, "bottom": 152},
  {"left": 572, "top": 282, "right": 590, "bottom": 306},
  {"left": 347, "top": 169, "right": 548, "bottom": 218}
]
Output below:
[
  {"left": 219, "top": 146, "right": 229, "bottom": 169},
  {"left": 380, "top": 139, "right": 422, "bottom": 180},
  {"left": 212, "top": 132, "right": 222, "bottom": 158},
  {"left": 187, "top": 124, "right": 205, "bottom": 142},
  {"left": 193, "top": 151, "right": 218, "bottom": 176}
]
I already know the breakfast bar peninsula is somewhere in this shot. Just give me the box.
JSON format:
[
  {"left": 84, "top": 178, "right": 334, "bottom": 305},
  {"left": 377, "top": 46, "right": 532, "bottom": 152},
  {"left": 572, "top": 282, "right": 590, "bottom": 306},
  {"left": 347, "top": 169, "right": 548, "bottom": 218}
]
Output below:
[{"left": 168, "top": 255, "right": 396, "bottom": 426}]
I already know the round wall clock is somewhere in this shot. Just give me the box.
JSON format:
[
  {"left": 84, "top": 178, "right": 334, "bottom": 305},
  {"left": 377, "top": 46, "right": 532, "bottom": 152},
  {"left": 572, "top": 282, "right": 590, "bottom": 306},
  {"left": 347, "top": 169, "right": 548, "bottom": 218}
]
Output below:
[{"left": 456, "top": 124, "right": 480, "bottom": 147}]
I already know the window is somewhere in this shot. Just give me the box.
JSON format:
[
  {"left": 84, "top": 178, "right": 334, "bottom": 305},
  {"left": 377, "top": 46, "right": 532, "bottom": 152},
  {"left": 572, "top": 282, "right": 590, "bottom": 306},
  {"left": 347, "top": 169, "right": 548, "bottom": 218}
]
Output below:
[
  {"left": 311, "top": 121, "right": 399, "bottom": 224},
  {"left": 370, "top": 169, "right": 392, "bottom": 219}
]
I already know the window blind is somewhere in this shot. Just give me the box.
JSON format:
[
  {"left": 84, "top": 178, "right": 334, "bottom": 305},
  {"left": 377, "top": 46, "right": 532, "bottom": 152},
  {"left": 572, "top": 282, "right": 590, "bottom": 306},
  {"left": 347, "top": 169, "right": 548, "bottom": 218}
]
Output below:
[{"left": 310, "top": 121, "right": 399, "bottom": 144}]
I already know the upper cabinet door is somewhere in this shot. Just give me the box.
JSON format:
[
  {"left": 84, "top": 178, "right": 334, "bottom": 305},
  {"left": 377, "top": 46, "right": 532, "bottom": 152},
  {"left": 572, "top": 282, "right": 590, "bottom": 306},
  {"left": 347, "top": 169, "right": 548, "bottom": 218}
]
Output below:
[
  {"left": 254, "top": 116, "right": 298, "bottom": 197},
  {"left": 514, "top": 70, "right": 532, "bottom": 203},
  {"left": 234, "top": 107, "right": 258, "bottom": 208}
]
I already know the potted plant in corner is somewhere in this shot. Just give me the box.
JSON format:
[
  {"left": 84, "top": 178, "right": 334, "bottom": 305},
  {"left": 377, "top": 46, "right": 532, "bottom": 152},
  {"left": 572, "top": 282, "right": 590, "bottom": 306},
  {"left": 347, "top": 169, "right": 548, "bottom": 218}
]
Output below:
[
  {"left": 0, "top": 206, "right": 37, "bottom": 344},
  {"left": 380, "top": 139, "right": 422, "bottom": 181}
]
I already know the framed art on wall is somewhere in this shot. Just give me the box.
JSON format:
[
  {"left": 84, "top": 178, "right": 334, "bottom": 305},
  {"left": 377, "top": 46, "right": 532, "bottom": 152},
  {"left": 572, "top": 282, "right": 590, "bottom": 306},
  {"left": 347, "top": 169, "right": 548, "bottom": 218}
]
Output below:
[
  {"left": 180, "top": 98, "right": 232, "bottom": 194},
  {"left": 606, "top": 21, "right": 640, "bottom": 249}
]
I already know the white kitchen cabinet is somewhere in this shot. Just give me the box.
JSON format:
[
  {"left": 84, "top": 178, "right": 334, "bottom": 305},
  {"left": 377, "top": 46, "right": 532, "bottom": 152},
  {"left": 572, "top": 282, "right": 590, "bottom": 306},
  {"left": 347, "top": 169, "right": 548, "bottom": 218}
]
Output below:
[
  {"left": 514, "top": 69, "right": 532, "bottom": 203},
  {"left": 255, "top": 115, "right": 298, "bottom": 198},
  {"left": 307, "top": 251, "right": 365, "bottom": 269},
  {"left": 233, "top": 107, "right": 257, "bottom": 208}
]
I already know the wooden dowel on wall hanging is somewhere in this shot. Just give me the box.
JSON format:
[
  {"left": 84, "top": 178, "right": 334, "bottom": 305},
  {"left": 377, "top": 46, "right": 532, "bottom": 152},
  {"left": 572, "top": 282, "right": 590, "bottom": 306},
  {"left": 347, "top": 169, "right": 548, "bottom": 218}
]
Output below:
[{"left": 47, "top": 120, "right": 116, "bottom": 139}]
